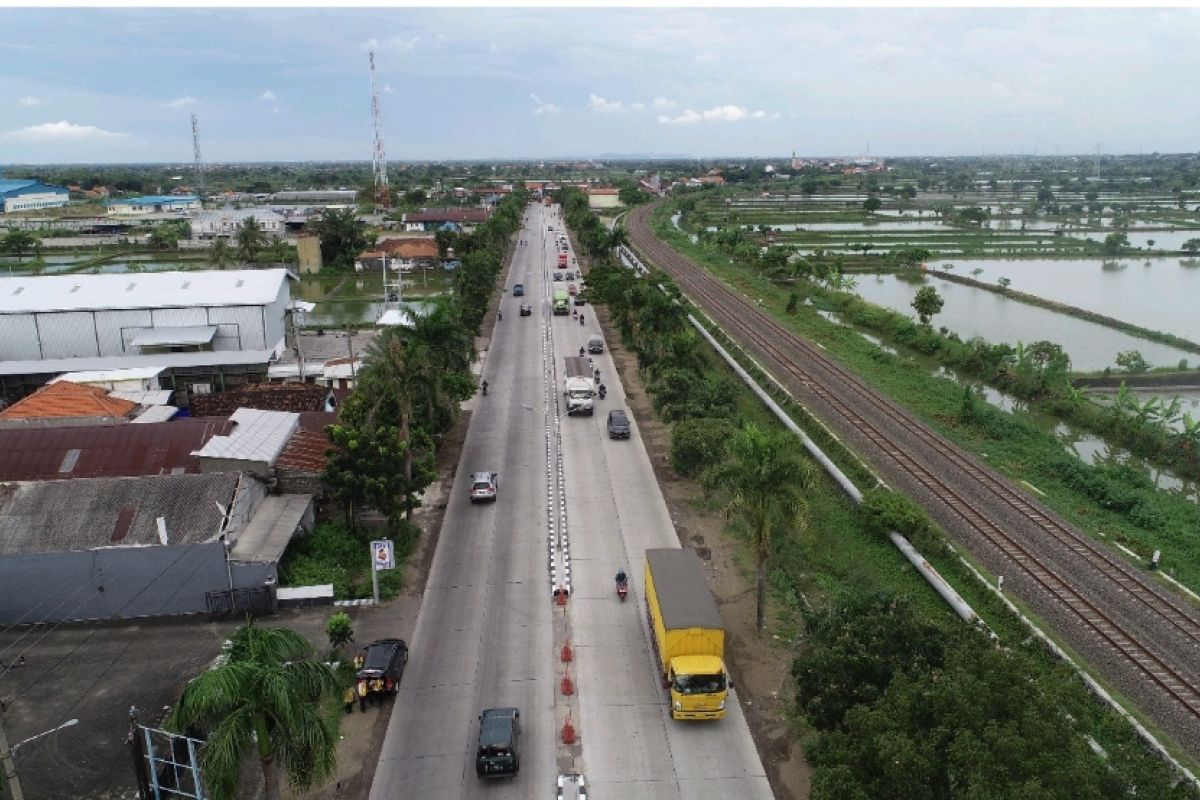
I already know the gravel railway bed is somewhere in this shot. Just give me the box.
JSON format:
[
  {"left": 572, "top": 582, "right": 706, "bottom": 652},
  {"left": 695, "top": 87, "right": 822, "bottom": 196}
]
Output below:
[{"left": 627, "top": 204, "right": 1200, "bottom": 761}]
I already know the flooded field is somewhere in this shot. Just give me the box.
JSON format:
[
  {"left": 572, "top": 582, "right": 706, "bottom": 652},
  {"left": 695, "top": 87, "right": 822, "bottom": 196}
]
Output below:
[
  {"left": 925, "top": 257, "right": 1200, "bottom": 343},
  {"left": 852, "top": 272, "right": 1196, "bottom": 371}
]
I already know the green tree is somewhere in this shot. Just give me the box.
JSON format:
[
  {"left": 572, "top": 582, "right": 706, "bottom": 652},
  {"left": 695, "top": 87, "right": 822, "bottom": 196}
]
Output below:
[
  {"left": 147, "top": 223, "right": 180, "bottom": 250},
  {"left": 670, "top": 418, "right": 736, "bottom": 477},
  {"left": 862, "top": 196, "right": 882, "bottom": 213},
  {"left": 167, "top": 623, "right": 340, "bottom": 800},
  {"left": 313, "top": 208, "right": 369, "bottom": 271},
  {"left": 0, "top": 229, "right": 40, "bottom": 262},
  {"left": 704, "top": 423, "right": 816, "bottom": 632},
  {"left": 910, "top": 286, "right": 944, "bottom": 326},
  {"left": 1181, "top": 237, "right": 1200, "bottom": 254},
  {"left": 402, "top": 188, "right": 427, "bottom": 206},
  {"left": 208, "top": 237, "right": 235, "bottom": 269},
  {"left": 325, "top": 612, "right": 354, "bottom": 656},
  {"left": 236, "top": 217, "right": 265, "bottom": 265},
  {"left": 1102, "top": 231, "right": 1130, "bottom": 256},
  {"left": 996, "top": 276, "right": 1012, "bottom": 292},
  {"left": 1115, "top": 350, "right": 1150, "bottom": 374}
]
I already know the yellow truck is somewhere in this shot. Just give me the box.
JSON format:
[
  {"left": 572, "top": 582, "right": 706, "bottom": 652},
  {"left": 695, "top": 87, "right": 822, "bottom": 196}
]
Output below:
[{"left": 643, "top": 548, "right": 729, "bottom": 720}]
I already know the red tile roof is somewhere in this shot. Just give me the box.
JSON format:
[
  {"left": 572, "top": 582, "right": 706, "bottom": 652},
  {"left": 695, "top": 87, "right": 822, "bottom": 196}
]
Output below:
[
  {"left": 188, "top": 383, "right": 331, "bottom": 417},
  {"left": 277, "top": 411, "right": 338, "bottom": 473},
  {"left": 378, "top": 238, "right": 439, "bottom": 258},
  {"left": 0, "top": 381, "right": 138, "bottom": 422},
  {"left": 404, "top": 207, "right": 491, "bottom": 224}
]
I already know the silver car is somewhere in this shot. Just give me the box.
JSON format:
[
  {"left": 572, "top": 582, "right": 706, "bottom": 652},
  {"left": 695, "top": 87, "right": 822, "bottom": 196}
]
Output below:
[{"left": 470, "top": 471, "right": 499, "bottom": 502}]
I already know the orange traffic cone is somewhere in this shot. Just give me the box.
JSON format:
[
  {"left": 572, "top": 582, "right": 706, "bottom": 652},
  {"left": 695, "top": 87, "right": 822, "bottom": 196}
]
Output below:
[
  {"left": 560, "top": 639, "right": 573, "bottom": 663},
  {"left": 562, "top": 712, "right": 576, "bottom": 744},
  {"left": 561, "top": 666, "right": 575, "bottom": 696}
]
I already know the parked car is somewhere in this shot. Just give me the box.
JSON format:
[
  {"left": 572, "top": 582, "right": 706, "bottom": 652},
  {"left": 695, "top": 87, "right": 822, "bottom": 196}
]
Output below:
[
  {"left": 553, "top": 271, "right": 564, "bottom": 281},
  {"left": 519, "top": 303, "right": 532, "bottom": 316},
  {"left": 355, "top": 638, "right": 409, "bottom": 694},
  {"left": 607, "top": 409, "right": 631, "bottom": 439},
  {"left": 512, "top": 283, "right": 525, "bottom": 296},
  {"left": 469, "top": 471, "right": 499, "bottom": 502},
  {"left": 564, "top": 271, "right": 575, "bottom": 280},
  {"left": 476, "top": 708, "right": 521, "bottom": 778},
  {"left": 567, "top": 283, "right": 577, "bottom": 296}
]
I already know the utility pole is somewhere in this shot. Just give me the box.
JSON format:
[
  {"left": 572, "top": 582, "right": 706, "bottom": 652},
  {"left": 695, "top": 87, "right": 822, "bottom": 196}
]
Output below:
[
  {"left": 191, "top": 114, "right": 205, "bottom": 199},
  {"left": 0, "top": 707, "right": 25, "bottom": 800}
]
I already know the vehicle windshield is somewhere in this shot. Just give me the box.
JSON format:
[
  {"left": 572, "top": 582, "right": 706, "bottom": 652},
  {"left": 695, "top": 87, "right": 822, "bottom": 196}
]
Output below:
[
  {"left": 472, "top": 481, "right": 493, "bottom": 491},
  {"left": 673, "top": 673, "right": 726, "bottom": 695}
]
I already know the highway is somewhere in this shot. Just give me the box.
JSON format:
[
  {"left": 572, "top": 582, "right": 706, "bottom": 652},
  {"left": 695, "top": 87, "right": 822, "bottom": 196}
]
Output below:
[{"left": 369, "top": 202, "right": 771, "bottom": 799}]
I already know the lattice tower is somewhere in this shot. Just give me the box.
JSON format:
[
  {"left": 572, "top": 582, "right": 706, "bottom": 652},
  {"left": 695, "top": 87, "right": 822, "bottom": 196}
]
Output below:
[
  {"left": 369, "top": 49, "right": 390, "bottom": 208},
  {"left": 191, "top": 114, "right": 205, "bottom": 198}
]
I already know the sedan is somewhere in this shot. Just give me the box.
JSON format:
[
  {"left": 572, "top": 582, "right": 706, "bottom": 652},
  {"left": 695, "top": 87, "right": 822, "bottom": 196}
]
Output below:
[
  {"left": 553, "top": 271, "right": 564, "bottom": 281},
  {"left": 519, "top": 303, "right": 532, "bottom": 316},
  {"left": 470, "top": 471, "right": 500, "bottom": 502}
]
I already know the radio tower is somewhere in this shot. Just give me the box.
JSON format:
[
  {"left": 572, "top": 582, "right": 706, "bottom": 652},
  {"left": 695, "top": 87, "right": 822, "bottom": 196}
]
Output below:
[
  {"left": 369, "top": 49, "right": 390, "bottom": 209},
  {"left": 191, "top": 113, "right": 205, "bottom": 199}
]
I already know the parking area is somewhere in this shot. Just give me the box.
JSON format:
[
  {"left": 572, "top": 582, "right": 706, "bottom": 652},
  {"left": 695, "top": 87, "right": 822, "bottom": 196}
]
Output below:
[{"left": 0, "top": 602, "right": 414, "bottom": 800}]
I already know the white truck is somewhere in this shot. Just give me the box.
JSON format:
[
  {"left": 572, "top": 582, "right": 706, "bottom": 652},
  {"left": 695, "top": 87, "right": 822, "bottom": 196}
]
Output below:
[{"left": 563, "top": 356, "right": 595, "bottom": 416}]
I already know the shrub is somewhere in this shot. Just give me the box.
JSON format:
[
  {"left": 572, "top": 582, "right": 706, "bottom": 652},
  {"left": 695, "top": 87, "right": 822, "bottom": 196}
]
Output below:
[
  {"left": 671, "top": 418, "right": 736, "bottom": 477},
  {"left": 859, "top": 487, "right": 936, "bottom": 546}
]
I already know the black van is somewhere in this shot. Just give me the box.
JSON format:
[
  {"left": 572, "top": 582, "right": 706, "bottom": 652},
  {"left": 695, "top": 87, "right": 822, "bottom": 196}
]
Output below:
[{"left": 475, "top": 707, "right": 520, "bottom": 778}]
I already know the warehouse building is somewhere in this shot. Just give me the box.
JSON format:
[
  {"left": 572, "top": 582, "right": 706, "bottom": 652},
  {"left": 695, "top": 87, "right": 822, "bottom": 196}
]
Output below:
[
  {"left": 0, "top": 269, "right": 294, "bottom": 402},
  {"left": 191, "top": 207, "right": 285, "bottom": 240},
  {"left": 0, "top": 178, "right": 70, "bottom": 213},
  {"left": 106, "top": 195, "right": 200, "bottom": 215}
]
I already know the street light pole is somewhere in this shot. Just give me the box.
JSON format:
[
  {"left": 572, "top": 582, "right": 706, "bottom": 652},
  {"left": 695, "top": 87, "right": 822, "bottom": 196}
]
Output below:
[{"left": 0, "top": 711, "right": 27, "bottom": 800}]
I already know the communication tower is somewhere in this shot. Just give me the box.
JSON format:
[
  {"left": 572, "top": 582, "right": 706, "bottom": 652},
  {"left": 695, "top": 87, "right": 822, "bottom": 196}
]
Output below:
[
  {"left": 369, "top": 49, "right": 390, "bottom": 209},
  {"left": 191, "top": 114, "right": 205, "bottom": 198}
]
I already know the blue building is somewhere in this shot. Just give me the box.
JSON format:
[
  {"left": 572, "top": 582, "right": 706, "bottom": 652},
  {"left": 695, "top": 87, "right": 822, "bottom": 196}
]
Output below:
[{"left": 0, "top": 179, "right": 70, "bottom": 214}]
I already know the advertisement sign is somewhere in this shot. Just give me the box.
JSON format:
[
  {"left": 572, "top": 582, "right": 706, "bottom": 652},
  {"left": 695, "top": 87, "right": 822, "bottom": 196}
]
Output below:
[{"left": 372, "top": 539, "right": 395, "bottom": 571}]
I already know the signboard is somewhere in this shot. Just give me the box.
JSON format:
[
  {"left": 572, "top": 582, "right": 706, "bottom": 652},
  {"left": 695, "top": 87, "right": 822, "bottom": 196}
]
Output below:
[{"left": 371, "top": 540, "right": 394, "bottom": 571}]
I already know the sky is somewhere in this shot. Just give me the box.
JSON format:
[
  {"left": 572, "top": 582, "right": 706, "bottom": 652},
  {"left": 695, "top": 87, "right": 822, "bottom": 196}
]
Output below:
[{"left": 2, "top": 6, "right": 1199, "bottom": 164}]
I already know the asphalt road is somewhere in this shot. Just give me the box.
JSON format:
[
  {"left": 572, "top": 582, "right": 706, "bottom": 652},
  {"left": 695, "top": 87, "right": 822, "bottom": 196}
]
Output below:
[{"left": 368, "top": 202, "right": 771, "bottom": 799}]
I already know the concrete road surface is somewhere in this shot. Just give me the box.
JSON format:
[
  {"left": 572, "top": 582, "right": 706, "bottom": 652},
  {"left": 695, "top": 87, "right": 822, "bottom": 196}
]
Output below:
[{"left": 369, "top": 202, "right": 771, "bottom": 799}]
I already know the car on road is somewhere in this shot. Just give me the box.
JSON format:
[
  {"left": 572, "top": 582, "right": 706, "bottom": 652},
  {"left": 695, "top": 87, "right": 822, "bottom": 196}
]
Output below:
[
  {"left": 564, "top": 271, "right": 575, "bottom": 280},
  {"left": 512, "top": 284, "right": 524, "bottom": 296},
  {"left": 476, "top": 707, "right": 521, "bottom": 778},
  {"left": 587, "top": 335, "right": 604, "bottom": 354},
  {"left": 607, "top": 409, "right": 631, "bottom": 439},
  {"left": 553, "top": 271, "right": 564, "bottom": 281},
  {"left": 470, "top": 471, "right": 499, "bottom": 502},
  {"left": 519, "top": 303, "right": 532, "bottom": 316},
  {"left": 355, "top": 638, "right": 409, "bottom": 694},
  {"left": 567, "top": 283, "right": 577, "bottom": 296},
  {"left": 573, "top": 293, "right": 586, "bottom": 306}
]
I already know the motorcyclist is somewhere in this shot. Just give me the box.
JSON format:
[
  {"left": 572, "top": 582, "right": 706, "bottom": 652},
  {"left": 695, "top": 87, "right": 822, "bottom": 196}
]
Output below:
[
  {"left": 579, "top": 315, "right": 584, "bottom": 326},
  {"left": 578, "top": 346, "right": 585, "bottom": 357},
  {"left": 615, "top": 568, "right": 628, "bottom": 586},
  {"left": 498, "top": 310, "right": 503, "bottom": 321},
  {"left": 481, "top": 380, "right": 489, "bottom": 396},
  {"left": 598, "top": 383, "right": 607, "bottom": 398}
]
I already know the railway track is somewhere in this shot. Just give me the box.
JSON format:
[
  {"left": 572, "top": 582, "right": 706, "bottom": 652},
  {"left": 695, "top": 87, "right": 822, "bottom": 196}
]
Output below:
[{"left": 626, "top": 204, "right": 1200, "bottom": 753}]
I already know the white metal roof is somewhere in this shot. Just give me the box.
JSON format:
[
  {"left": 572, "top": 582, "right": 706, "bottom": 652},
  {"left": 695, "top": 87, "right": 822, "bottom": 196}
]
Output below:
[
  {"left": 0, "top": 347, "right": 277, "bottom": 377},
  {"left": 112, "top": 390, "right": 175, "bottom": 406},
  {"left": 51, "top": 366, "right": 167, "bottom": 385},
  {"left": 129, "top": 404, "right": 179, "bottom": 423},
  {"left": 0, "top": 269, "right": 290, "bottom": 314},
  {"left": 230, "top": 494, "right": 313, "bottom": 563},
  {"left": 191, "top": 407, "right": 298, "bottom": 464},
  {"left": 130, "top": 325, "right": 218, "bottom": 347},
  {"left": 377, "top": 308, "right": 415, "bottom": 327}
]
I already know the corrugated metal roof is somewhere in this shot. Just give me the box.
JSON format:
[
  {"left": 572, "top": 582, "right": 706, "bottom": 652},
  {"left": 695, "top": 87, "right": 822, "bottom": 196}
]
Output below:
[
  {"left": 646, "top": 548, "right": 722, "bottom": 630},
  {"left": 0, "top": 269, "right": 289, "bottom": 314},
  {"left": 0, "top": 472, "right": 238, "bottom": 554},
  {"left": 0, "top": 179, "right": 40, "bottom": 194},
  {"left": 230, "top": 494, "right": 312, "bottom": 563},
  {"left": 53, "top": 366, "right": 166, "bottom": 386},
  {"left": 192, "top": 408, "right": 298, "bottom": 464},
  {"left": 0, "top": 417, "right": 232, "bottom": 480},
  {"left": 0, "top": 348, "right": 276, "bottom": 377},
  {"left": 130, "top": 325, "right": 217, "bottom": 347},
  {"left": 112, "top": 390, "right": 174, "bottom": 406},
  {"left": 110, "top": 195, "right": 198, "bottom": 206},
  {"left": 129, "top": 405, "right": 179, "bottom": 423}
]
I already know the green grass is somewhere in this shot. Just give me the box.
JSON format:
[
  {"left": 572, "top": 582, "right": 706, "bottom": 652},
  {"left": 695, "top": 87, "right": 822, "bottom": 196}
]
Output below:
[{"left": 279, "top": 521, "right": 405, "bottom": 601}]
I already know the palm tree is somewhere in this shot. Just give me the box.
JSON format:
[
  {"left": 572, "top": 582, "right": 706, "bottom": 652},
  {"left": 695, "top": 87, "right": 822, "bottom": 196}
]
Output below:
[
  {"left": 704, "top": 423, "right": 817, "bottom": 632},
  {"left": 209, "top": 238, "right": 235, "bottom": 269},
  {"left": 236, "top": 217, "right": 265, "bottom": 265},
  {"left": 167, "top": 623, "right": 340, "bottom": 800}
]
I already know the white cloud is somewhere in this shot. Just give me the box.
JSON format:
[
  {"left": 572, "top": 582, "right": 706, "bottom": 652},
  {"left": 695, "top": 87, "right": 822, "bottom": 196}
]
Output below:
[
  {"left": 260, "top": 90, "right": 277, "bottom": 102},
  {"left": 387, "top": 36, "right": 420, "bottom": 52},
  {"left": 990, "top": 81, "right": 1014, "bottom": 98},
  {"left": 383, "top": 84, "right": 395, "bottom": 94},
  {"left": 19, "top": 96, "right": 40, "bottom": 107},
  {"left": 7, "top": 120, "right": 125, "bottom": 140},
  {"left": 163, "top": 96, "right": 197, "bottom": 109},
  {"left": 657, "top": 104, "right": 778, "bottom": 125},
  {"left": 631, "top": 102, "right": 645, "bottom": 112},
  {"left": 588, "top": 94, "right": 628, "bottom": 114},
  {"left": 652, "top": 97, "right": 676, "bottom": 109},
  {"left": 530, "top": 93, "right": 559, "bottom": 116}
]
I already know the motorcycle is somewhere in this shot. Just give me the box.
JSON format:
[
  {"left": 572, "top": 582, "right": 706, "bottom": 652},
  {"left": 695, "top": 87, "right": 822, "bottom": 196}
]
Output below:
[
  {"left": 578, "top": 315, "right": 584, "bottom": 326},
  {"left": 481, "top": 381, "right": 489, "bottom": 396},
  {"left": 598, "top": 384, "right": 607, "bottom": 399},
  {"left": 616, "top": 570, "right": 629, "bottom": 601}
]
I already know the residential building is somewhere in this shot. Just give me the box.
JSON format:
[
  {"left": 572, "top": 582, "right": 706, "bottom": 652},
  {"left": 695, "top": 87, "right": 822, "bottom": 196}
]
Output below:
[
  {"left": 400, "top": 207, "right": 491, "bottom": 232},
  {"left": 106, "top": 195, "right": 200, "bottom": 215},
  {"left": 0, "top": 380, "right": 141, "bottom": 428},
  {"left": 0, "top": 179, "right": 70, "bottom": 213},
  {"left": 378, "top": 236, "right": 439, "bottom": 270}
]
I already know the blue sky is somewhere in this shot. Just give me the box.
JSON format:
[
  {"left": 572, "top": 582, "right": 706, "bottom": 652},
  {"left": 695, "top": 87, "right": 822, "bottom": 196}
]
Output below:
[{"left": 2, "top": 7, "right": 1199, "bottom": 164}]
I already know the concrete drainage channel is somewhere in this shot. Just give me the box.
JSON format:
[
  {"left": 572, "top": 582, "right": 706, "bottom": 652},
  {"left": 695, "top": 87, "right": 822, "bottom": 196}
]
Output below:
[{"left": 540, "top": 244, "right": 586, "bottom": 791}]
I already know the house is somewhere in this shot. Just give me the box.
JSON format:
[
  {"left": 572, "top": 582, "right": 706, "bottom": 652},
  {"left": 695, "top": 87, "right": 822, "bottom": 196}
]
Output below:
[
  {"left": 354, "top": 250, "right": 397, "bottom": 273},
  {"left": 378, "top": 237, "right": 439, "bottom": 270},
  {"left": 400, "top": 207, "right": 491, "bottom": 233},
  {"left": 191, "top": 408, "right": 300, "bottom": 476},
  {"left": 0, "top": 380, "right": 140, "bottom": 428},
  {"left": 187, "top": 382, "right": 332, "bottom": 417},
  {"left": 191, "top": 207, "right": 285, "bottom": 240},
  {"left": 106, "top": 195, "right": 200, "bottom": 215}
]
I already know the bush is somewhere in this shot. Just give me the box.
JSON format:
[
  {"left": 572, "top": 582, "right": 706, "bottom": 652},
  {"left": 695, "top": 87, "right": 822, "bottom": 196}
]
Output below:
[
  {"left": 859, "top": 487, "right": 937, "bottom": 547},
  {"left": 671, "top": 417, "right": 736, "bottom": 476},
  {"left": 279, "top": 521, "right": 405, "bottom": 600}
]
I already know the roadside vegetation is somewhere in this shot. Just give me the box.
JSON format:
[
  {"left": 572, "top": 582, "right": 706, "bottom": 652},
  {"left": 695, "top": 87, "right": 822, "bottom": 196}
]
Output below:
[{"left": 567, "top": 189, "right": 1199, "bottom": 798}]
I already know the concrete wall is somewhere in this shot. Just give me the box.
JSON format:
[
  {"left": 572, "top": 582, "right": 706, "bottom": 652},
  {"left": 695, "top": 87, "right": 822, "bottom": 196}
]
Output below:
[{"left": 0, "top": 541, "right": 274, "bottom": 624}]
